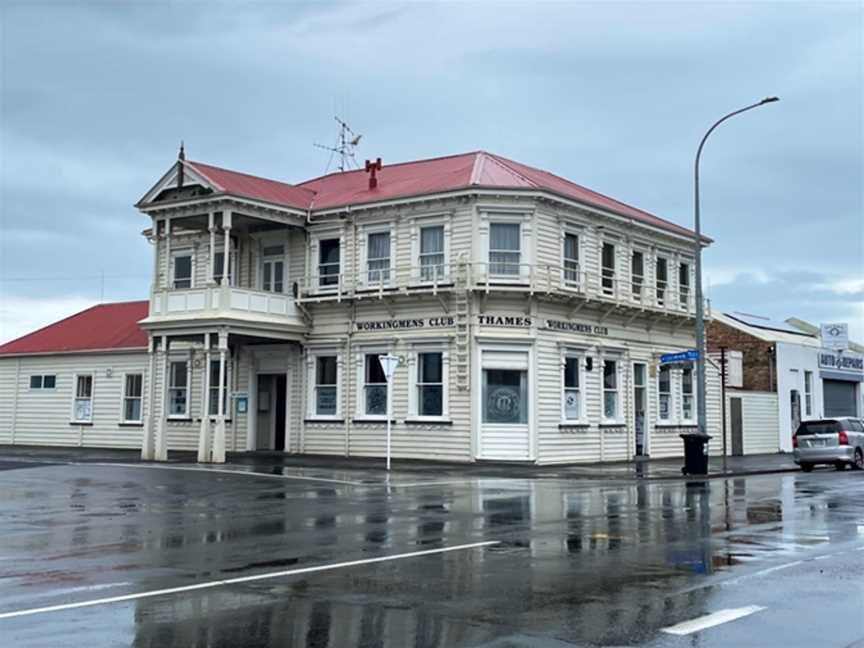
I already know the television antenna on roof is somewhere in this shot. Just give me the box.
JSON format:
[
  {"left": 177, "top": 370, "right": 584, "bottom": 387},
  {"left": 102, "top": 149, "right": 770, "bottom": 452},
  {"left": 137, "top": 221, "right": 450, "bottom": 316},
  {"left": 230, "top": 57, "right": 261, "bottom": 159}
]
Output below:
[{"left": 314, "top": 116, "right": 362, "bottom": 173}]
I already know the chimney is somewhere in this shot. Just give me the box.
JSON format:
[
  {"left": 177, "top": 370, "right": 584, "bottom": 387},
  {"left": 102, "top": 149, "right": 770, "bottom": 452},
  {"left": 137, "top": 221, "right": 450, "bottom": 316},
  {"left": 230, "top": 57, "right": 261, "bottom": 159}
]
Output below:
[{"left": 365, "top": 157, "right": 382, "bottom": 190}]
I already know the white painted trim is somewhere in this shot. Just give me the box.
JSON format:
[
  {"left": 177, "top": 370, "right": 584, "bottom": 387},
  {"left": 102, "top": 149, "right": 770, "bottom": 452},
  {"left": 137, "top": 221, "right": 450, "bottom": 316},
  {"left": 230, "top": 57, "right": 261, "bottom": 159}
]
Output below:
[
  {"left": 407, "top": 344, "right": 450, "bottom": 420},
  {"left": 70, "top": 372, "right": 95, "bottom": 424},
  {"left": 305, "top": 348, "right": 343, "bottom": 420},
  {"left": 560, "top": 348, "right": 585, "bottom": 424},
  {"left": 119, "top": 372, "right": 144, "bottom": 424}
]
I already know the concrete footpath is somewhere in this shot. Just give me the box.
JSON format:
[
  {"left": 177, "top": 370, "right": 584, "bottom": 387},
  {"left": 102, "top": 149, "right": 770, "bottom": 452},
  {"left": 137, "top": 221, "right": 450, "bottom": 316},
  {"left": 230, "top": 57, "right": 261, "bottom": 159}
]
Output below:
[{"left": 0, "top": 445, "right": 801, "bottom": 481}]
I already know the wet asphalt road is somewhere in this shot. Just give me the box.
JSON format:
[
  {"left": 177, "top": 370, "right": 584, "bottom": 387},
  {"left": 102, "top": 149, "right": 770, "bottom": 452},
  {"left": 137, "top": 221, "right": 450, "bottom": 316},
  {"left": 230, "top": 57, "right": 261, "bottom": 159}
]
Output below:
[{"left": 0, "top": 458, "right": 862, "bottom": 648}]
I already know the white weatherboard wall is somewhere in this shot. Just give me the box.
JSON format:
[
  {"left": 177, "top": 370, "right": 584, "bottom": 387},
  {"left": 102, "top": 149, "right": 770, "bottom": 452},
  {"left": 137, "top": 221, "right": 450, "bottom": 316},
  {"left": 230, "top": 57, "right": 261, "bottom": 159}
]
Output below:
[
  {"left": 0, "top": 352, "right": 149, "bottom": 449},
  {"left": 775, "top": 341, "right": 823, "bottom": 452},
  {"left": 725, "top": 391, "right": 780, "bottom": 455}
]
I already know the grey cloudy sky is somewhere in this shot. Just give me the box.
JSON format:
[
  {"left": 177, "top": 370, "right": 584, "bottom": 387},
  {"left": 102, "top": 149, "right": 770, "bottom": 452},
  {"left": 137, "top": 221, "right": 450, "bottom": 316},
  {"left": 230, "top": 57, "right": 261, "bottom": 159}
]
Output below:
[{"left": 1, "top": 1, "right": 862, "bottom": 342}]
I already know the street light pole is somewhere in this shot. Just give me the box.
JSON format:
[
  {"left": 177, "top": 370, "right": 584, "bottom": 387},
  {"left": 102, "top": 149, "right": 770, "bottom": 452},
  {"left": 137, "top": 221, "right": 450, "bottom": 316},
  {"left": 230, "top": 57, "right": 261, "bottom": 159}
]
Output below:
[{"left": 694, "top": 97, "right": 779, "bottom": 443}]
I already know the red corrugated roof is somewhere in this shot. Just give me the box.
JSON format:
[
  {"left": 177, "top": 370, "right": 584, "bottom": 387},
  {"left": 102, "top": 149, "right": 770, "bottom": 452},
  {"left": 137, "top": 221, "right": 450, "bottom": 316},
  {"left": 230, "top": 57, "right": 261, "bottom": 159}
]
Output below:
[
  {"left": 0, "top": 301, "right": 149, "bottom": 356},
  {"left": 170, "top": 151, "right": 695, "bottom": 238},
  {"left": 186, "top": 161, "right": 315, "bottom": 210}
]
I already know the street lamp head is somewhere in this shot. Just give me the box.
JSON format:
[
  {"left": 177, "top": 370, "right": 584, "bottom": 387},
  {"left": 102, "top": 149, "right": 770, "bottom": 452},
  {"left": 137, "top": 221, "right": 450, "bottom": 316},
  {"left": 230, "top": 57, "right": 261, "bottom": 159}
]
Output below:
[{"left": 761, "top": 96, "right": 780, "bottom": 104}]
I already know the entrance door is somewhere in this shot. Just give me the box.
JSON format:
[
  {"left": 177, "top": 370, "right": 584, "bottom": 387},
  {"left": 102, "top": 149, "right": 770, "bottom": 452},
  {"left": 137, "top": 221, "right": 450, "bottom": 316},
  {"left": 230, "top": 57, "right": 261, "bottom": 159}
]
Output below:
[
  {"left": 478, "top": 349, "right": 531, "bottom": 460},
  {"left": 790, "top": 389, "right": 802, "bottom": 433},
  {"left": 256, "top": 374, "right": 288, "bottom": 451},
  {"left": 633, "top": 363, "right": 648, "bottom": 456},
  {"left": 730, "top": 397, "right": 744, "bottom": 456}
]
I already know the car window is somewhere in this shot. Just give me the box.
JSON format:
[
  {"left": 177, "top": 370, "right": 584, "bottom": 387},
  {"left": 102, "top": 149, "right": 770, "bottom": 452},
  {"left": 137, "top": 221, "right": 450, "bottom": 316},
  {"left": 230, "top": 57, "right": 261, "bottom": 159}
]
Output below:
[
  {"left": 851, "top": 420, "right": 864, "bottom": 432},
  {"left": 796, "top": 420, "right": 840, "bottom": 435}
]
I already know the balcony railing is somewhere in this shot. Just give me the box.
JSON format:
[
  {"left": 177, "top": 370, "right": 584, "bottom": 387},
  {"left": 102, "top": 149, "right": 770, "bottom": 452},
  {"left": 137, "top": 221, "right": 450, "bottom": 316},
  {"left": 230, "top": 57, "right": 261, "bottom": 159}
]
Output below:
[
  {"left": 149, "top": 284, "right": 304, "bottom": 325},
  {"left": 296, "top": 262, "right": 697, "bottom": 316}
]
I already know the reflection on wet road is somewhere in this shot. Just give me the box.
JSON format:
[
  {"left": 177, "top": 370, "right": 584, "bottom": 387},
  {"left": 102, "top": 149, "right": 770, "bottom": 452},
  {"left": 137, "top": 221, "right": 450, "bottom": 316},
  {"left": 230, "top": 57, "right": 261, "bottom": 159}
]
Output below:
[{"left": 0, "top": 459, "right": 862, "bottom": 647}]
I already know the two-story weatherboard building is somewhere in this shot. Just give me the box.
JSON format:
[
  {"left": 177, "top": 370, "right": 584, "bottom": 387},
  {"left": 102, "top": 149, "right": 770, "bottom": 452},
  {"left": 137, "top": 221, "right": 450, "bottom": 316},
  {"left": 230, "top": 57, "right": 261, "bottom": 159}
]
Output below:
[{"left": 0, "top": 150, "right": 724, "bottom": 464}]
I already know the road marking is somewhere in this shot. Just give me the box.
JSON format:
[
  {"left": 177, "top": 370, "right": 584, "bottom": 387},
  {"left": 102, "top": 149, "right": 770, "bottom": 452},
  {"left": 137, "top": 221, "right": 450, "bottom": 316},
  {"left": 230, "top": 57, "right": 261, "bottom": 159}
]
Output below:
[
  {"left": 90, "top": 463, "right": 365, "bottom": 486},
  {"left": 661, "top": 606, "right": 766, "bottom": 635},
  {"left": 0, "top": 540, "right": 499, "bottom": 621}
]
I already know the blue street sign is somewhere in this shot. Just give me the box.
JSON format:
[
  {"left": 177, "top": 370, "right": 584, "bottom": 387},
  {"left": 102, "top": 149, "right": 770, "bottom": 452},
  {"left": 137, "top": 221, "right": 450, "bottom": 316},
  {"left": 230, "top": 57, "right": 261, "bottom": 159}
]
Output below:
[{"left": 660, "top": 350, "right": 700, "bottom": 364}]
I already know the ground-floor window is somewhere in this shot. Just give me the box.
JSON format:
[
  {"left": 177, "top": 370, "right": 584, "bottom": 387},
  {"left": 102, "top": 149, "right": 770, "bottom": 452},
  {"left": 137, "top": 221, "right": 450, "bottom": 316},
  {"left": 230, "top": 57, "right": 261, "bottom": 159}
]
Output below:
[
  {"left": 122, "top": 373, "right": 143, "bottom": 423},
  {"left": 602, "top": 359, "right": 620, "bottom": 421},
  {"left": 681, "top": 366, "right": 694, "bottom": 422},
  {"left": 72, "top": 374, "right": 94, "bottom": 423},
  {"left": 416, "top": 352, "right": 444, "bottom": 416},
  {"left": 658, "top": 365, "right": 671, "bottom": 422},
  {"left": 483, "top": 368, "right": 528, "bottom": 424},
  {"left": 168, "top": 360, "right": 188, "bottom": 417},
  {"left": 30, "top": 374, "right": 56, "bottom": 389},
  {"left": 208, "top": 358, "right": 230, "bottom": 416},
  {"left": 364, "top": 353, "right": 388, "bottom": 416},
  {"left": 804, "top": 370, "right": 813, "bottom": 416},
  {"left": 563, "top": 355, "right": 582, "bottom": 421},
  {"left": 315, "top": 356, "right": 338, "bottom": 416}
]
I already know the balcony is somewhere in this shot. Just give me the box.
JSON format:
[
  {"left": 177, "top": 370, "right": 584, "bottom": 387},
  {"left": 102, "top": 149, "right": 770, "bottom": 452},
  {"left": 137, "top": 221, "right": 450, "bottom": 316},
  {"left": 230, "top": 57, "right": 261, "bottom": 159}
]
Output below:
[
  {"left": 146, "top": 284, "right": 307, "bottom": 332},
  {"left": 296, "top": 262, "right": 697, "bottom": 318}
]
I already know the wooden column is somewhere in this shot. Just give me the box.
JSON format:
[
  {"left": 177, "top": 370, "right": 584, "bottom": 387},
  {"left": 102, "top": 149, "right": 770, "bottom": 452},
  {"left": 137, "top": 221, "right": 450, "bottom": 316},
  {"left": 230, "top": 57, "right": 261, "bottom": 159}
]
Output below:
[
  {"left": 221, "top": 211, "right": 232, "bottom": 287},
  {"left": 212, "top": 329, "right": 229, "bottom": 463},
  {"left": 141, "top": 336, "right": 157, "bottom": 460},
  {"left": 198, "top": 333, "right": 212, "bottom": 462},
  {"left": 155, "top": 335, "right": 169, "bottom": 461}
]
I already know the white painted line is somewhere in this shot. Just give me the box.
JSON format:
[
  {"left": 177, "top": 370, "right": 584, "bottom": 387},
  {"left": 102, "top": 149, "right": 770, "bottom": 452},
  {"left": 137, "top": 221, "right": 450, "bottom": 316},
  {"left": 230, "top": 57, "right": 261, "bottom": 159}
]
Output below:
[
  {"left": 661, "top": 606, "right": 766, "bottom": 635},
  {"left": 0, "top": 540, "right": 499, "bottom": 621},
  {"left": 89, "top": 463, "right": 364, "bottom": 486},
  {"left": 751, "top": 560, "right": 803, "bottom": 577}
]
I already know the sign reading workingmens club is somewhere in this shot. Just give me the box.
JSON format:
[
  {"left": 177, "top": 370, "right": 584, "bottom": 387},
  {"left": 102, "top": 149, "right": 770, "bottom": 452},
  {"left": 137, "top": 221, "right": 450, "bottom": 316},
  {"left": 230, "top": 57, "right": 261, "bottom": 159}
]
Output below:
[{"left": 355, "top": 317, "right": 455, "bottom": 332}]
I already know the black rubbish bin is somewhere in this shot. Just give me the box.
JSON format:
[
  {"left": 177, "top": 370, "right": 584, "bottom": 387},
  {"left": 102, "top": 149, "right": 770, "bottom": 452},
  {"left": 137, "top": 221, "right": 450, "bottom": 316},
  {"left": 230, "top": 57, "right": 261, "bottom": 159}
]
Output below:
[{"left": 680, "top": 433, "right": 712, "bottom": 475}]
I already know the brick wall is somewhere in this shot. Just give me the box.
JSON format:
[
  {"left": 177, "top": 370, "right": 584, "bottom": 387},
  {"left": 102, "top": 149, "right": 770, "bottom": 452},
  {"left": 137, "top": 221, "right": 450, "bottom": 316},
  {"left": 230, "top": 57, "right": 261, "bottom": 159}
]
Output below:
[{"left": 706, "top": 320, "right": 776, "bottom": 392}]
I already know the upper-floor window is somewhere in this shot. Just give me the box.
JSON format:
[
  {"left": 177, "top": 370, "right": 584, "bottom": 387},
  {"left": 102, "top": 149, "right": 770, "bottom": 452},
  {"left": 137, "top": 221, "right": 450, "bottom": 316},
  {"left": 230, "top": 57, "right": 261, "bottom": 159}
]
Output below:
[
  {"left": 318, "top": 239, "right": 340, "bottom": 288},
  {"left": 367, "top": 231, "right": 391, "bottom": 284},
  {"left": 601, "top": 243, "right": 616, "bottom": 296},
  {"left": 30, "top": 375, "right": 56, "bottom": 389},
  {"left": 419, "top": 225, "right": 445, "bottom": 282},
  {"left": 681, "top": 366, "right": 694, "bottom": 421},
  {"left": 489, "top": 223, "right": 521, "bottom": 276},
  {"left": 563, "top": 355, "right": 581, "bottom": 421},
  {"left": 631, "top": 251, "right": 645, "bottom": 301},
  {"left": 363, "top": 354, "right": 387, "bottom": 416},
  {"left": 656, "top": 257, "right": 668, "bottom": 306},
  {"left": 172, "top": 251, "right": 193, "bottom": 289},
  {"left": 72, "top": 374, "right": 94, "bottom": 423},
  {"left": 261, "top": 244, "right": 285, "bottom": 293},
  {"left": 563, "top": 233, "right": 579, "bottom": 284},
  {"left": 168, "top": 360, "right": 188, "bottom": 417},
  {"left": 658, "top": 365, "right": 671, "bottom": 421},
  {"left": 679, "top": 262, "right": 690, "bottom": 309},
  {"left": 804, "top": 370, "right": 813, "bottom": 416},
  {"left": 122, "top": 374, "right": 143, "bottom": 423}
]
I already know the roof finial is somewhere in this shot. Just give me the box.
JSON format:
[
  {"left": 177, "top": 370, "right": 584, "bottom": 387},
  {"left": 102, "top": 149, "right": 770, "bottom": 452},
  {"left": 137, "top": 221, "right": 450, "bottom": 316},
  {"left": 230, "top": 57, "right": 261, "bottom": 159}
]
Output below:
[
  {"left": 365, "top": 157, "right": 382, "bottom": 190},
  {"left": 178, "top": 140, "right": 186, "bottom": 161}
]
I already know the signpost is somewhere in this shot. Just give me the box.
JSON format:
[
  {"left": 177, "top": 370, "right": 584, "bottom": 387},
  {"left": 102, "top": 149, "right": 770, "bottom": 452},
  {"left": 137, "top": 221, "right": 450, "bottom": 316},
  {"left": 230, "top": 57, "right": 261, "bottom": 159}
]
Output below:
[
  {"left": 820, "top": 323, "right": 849, "bottom": 352},
  {"left": 378, "top": 354, "right": 401, "bottom": 471},
  {"left": 660, "top": 350, "right": 700, "bottom": 364}
]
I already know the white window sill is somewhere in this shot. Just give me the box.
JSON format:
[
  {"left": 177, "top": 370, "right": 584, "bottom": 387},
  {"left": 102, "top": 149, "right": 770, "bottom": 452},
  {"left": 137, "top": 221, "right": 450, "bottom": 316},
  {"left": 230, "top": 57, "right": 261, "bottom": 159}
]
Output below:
[
  {"left": 306, "top": 415, "right": 343, "bottom": 422},
  {"left": 559, "top": 419, "right": 588, "bottom": 426},
  {"left": 404, "top": 417, "right": 451, "bottom": 425},
  {"left": 600, "top": 420, "right": 625, "bottom": 427}
]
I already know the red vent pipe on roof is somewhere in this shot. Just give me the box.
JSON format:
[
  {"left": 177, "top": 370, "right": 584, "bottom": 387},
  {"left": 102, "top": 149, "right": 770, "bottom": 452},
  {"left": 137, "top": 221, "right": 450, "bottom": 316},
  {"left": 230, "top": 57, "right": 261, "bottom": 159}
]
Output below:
[{"left": 365, "top": 158, "right": 382, "bottom": 190}]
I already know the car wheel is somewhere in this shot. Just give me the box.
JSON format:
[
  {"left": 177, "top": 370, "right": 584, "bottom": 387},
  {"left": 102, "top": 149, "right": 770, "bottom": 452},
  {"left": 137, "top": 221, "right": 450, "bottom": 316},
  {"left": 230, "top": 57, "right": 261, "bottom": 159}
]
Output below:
[
  {"left": 834, "top": 462, "right": 847, "bottom": 471},
  {"left": 800, "top": 463, "right": 814, "bottom": 472},
  {"left": 853, "top": 449, "right": 864, "bottom": 471}
]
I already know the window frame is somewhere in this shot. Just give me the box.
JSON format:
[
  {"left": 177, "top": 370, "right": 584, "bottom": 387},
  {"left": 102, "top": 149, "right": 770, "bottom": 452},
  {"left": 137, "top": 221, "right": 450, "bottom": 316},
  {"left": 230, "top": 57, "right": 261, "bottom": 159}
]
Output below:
[
  {"left": 357, "top": 350, "right": 390, "bottom": 418},
  {"left": 804, "top": 370, "right": 813, "bottom": 417},
  {"left": 360, "top": 222, "right": 395, "bottom": 289},
  {"left": 314, "top": 234, "right": 342, "bottom": 291},
  {"left": 600, "top": 241, "right": 617, "bottom": 297},
  {"left": 658, "top": 365, "right": 672, "bottom": 422},
  {"left": 562, "top": 231, "right": 581, "bottom": 287},
  {"left": 70, "top": 372, "right": 95, "bottom": 424},
  {"left": 170, "top": 249, "right": 195, "bottom": 290},
  {"left": 488, "top": 221, "right": 523, "bottom": 278},
  {"left": 207, "top": 357, "right": 232, "bottom": 418},
  {"left": 631, "top": 249, "right": 645, "bottom": 302},
  {"left": 561, "top": 351, "right": 584, "bottom": 423},
  {"left": 259, "top": 242, "right": 286, "bottom": 294},
  {"left": 417, "top": 223, "right": 447, "bottom": 283},
  {"left": 365, "top": 228, "right": 393, "bottom": 286},
  {"left": 681, "top": 365, "right": 695, "bottom": 423},
  {"left": 167, "top": 357, "right": 190, "bottom": 419},
  {"left": 655, "top": 256, "right": 670, "bottom": 307},
  {"left": 408, "top": 345, "right": 449, "bottom": 421},
  {"left": 678, "top": 261, "right": 691, "bottom": 310},
  {"left": 305, "top": 348, "right": 343, "bottom": 420},
  {"left": 29, "top": 374, "right": 57, "bottom": 390},
  {"left": 121, "top": 372, "right": 144, "bottom": 424},
  {"left": 601, "top": 358, "right": 621, "bottom": 423}
]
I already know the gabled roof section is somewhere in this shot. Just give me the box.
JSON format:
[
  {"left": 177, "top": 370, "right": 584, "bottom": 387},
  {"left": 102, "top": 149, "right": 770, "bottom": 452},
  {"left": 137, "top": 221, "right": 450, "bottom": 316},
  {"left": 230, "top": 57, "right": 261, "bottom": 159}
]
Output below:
[
  {"left": 0, "top": 301, "right": 149, "bottom": 356},
  {"left": 137, "top": 160, "right": 314, "bottom": 211},
  {"left": 185, "top": 161, "right": 315, "bottom": 210},
  {"left": 714, "top": 312, "right": 822, "bottom": 347}
]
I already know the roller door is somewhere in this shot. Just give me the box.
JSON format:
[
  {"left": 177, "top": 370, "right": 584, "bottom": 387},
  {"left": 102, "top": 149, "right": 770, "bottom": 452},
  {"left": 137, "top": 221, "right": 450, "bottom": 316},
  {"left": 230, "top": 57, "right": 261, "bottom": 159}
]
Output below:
[{"left": 823, "top": 380, "right": 857, "bottom": 417}]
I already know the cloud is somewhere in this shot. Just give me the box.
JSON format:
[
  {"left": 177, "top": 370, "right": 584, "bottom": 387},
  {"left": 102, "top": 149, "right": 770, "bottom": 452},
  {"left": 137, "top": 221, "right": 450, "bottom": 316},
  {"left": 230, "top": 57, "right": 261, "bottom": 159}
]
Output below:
[{"left": 0, "top": 295, "right": 99, "bottom": 346}]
